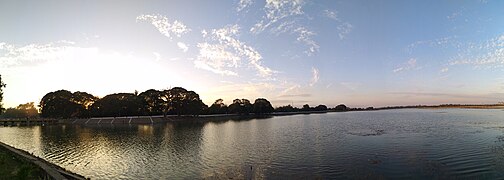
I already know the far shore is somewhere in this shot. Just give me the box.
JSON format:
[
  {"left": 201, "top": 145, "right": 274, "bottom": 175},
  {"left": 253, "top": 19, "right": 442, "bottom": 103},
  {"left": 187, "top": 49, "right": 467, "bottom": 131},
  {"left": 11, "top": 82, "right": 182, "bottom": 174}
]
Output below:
[{"left": 1, "top": 104, "right": 503, "bottom": 126}]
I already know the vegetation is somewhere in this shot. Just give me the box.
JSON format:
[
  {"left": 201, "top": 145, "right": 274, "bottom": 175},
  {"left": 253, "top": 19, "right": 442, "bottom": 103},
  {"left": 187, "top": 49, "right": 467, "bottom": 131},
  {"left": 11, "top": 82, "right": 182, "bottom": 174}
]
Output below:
[
  {"left": 38, "top": 87, "right": 277, "bottom": 119},
  {"left": 2, "top": 102, "right": 38, "bottom": 119},
  {"left": 0, "top": 145, "right": 47, "bottom": 179},
  {"left": 0, "top": 75, "right": 5, "bottom": 114}
]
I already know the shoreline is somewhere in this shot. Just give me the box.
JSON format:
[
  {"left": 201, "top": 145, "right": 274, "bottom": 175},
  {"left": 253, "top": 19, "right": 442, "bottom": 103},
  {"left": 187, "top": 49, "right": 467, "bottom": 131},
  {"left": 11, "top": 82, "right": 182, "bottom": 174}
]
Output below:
[{"left": 0, "top": 141, "right": 87, "bottom": 180}]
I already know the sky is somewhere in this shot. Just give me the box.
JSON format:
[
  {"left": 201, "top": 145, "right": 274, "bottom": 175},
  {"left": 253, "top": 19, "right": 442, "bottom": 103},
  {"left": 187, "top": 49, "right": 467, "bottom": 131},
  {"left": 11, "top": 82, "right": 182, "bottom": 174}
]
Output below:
[{"left": 1, "top": 0, "right": 504, "bottom": 108}]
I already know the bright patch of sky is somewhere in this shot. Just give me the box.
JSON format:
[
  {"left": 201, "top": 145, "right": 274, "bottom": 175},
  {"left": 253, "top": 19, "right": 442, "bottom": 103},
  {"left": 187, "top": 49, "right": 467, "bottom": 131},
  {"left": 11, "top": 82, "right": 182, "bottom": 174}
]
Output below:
[{"left": 1, "top": 0, "right": 504, "bottom": 108}]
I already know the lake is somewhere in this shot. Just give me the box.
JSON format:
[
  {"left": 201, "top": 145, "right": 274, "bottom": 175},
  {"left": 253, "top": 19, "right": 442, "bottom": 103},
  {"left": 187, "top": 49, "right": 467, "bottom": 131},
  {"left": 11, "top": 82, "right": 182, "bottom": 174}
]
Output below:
[{"left": 1, "top": 109, "right": 504, "bottom": 179}]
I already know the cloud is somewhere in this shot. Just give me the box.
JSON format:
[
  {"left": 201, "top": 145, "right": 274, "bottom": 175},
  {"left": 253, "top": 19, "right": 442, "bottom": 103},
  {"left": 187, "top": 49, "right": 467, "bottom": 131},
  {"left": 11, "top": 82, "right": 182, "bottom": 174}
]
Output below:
[
  {"left": 449, "top": 34, "right": 504, "bottom": 69},
  {"left": 324, "top": 9, "right": 353, "bottom": 39},
  {"left": 337, "top": 22, "right": 353, "bottom": 39},
  {"left": 393, "top": 58, "right": 418, "bottom": 73},
  {"left": 237, "top": 0, "right": 253, "bottom": 12},
  {"left": 136, "top": 14, "right": 190, "bottom": 39},
  {"left": 310, "top": 67, "right": 319, "bottom": 86},
  {"left": 250, "top": 0, "right": 305, "bottom": 34},
  {"left": 406, "top": 36, "right": 458, "bottom": 53},
  {"left": 0, "top": 41, "right": 77, "bottom": 68},
  {"left": 324, "top": 10, "right": 338, "bottom": 20},
  {"left": 177, "top": 42, "right": 189, "bottom": 52},
  {"left": 294, "top": 27, "right": 319, "bottom": 55},
  {"left": 440, "top": 67, "right": 449, "bottom": 73},
  {"left": 244, "top": 1, "right": 352, "bottom": 56},
  {"left": 196, "top": 25, "right": 274, "bottom": 77}
]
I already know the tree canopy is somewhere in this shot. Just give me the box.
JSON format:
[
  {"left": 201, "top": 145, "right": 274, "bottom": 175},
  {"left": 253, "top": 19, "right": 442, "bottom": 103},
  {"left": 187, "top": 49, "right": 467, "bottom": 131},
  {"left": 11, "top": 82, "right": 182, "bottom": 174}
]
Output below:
[
  {"left": 37, "top": 87, "right": 283, "bottom": 119},
  {"left": 1, "top": 102, "right": 38, "bottom": 119},
  {"left": 253, "top": 98, "right": 274, "bottom": 114}
]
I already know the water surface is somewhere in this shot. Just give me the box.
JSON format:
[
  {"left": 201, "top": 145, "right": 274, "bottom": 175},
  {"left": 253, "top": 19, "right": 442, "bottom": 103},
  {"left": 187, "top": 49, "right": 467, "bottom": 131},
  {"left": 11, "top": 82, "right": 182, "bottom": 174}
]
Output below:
[{"left": 1, "top": 109, "right": 504, "bottom": 179}]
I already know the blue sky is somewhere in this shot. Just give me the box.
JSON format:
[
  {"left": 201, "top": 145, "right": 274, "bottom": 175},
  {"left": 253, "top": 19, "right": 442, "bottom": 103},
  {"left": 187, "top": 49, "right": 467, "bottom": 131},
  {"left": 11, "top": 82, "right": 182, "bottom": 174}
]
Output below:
[{"left": 1, "top": 0, "right": 503, "bottom": 108}]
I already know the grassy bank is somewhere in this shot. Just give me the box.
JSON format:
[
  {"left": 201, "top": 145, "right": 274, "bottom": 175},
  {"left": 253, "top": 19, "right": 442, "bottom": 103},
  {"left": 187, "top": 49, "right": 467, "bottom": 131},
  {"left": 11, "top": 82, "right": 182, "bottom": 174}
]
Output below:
[{"left": 0, "top": 145, "right": 47, "bottom": 179}]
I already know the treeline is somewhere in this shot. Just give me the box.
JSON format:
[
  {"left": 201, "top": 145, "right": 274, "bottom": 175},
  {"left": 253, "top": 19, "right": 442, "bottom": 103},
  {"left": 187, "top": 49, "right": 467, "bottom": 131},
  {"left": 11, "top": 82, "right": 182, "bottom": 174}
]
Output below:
[{"left": 37, "top": 87, "right": 275, "bottom": 119}]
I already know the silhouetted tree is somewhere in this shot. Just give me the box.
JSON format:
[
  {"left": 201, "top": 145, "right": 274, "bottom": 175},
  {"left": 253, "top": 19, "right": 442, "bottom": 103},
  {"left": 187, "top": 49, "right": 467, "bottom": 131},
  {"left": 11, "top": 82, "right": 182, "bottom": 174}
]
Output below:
[
  {"left": 314, "top": 104, "right": 328, "bottom": 111},
  {"left": 228, "top": 99, "right": 253, "bottom": 115},
  {"left": 89, "top": 93, "right": 143, "bottom": 117},
  {"left": 275, "top": 105, "right": 299, "bottom": 112},
  {"left": 0, "top": 75, "right": 5, "bottom": 114},
  {"left": 207, "top": 99, "right": 228, "bottom": 114},
  {"left": 138, "top": 89, "right": 165, "bottom": 115},
  {"left": 160, "top": 87, "right": 207, "bottom": 116},
  {"left": 302, "top": 104, "right": 311, "bottom": 111},
  {"left": 2, "top": 102, "right": 38, "bottom": 119},
  {"left": 40, "top": 90, "right": 85, "bottom": 118},
  {"left": 253, "top": 98, "right": 274, "bottom": 114},
  {"left": 334, "top": 104, "right": 348, "bottom": 111}
]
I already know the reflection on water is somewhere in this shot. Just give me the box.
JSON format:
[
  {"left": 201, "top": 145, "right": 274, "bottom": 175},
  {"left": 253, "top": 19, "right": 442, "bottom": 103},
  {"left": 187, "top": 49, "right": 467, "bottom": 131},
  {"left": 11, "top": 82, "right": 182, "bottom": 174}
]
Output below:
[{"left": 1, "top": 109, "right": 504, "bottom": 179}]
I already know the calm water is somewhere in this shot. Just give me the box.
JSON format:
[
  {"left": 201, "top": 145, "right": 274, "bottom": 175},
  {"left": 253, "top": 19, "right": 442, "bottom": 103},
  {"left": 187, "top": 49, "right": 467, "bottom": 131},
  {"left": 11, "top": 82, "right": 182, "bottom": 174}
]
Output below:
[{"left": 1, "top": 109, "right": 504, "bottom": 179}]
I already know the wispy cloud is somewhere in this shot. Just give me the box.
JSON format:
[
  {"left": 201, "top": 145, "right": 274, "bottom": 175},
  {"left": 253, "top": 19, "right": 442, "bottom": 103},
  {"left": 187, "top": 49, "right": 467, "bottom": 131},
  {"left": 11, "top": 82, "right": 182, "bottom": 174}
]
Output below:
[
  {"left": 249, "top": 0, "right": 321, "bottom": 55},
  {"left": 250, "top": 0, "right": 305, "bottom": 34},
  {"left": 0, "top": 41, "right": 77, "bottom": 68},
  {"left": 310, "top": 67, "right": 319, "bottom": 86},
  {"left": 236, "top": 0, "right": 253, "bottom": 12},
  {"left": 294, "top": 27, "right": 319, "bottom": 55},
  {"left": 440, "top": 67, "right": 449, "bottom": 73},
  {"left": 406, "top": 36, "right": 458, "bottom": 53},
  {"left": 136, "top": 14, "right": 190, "bottom": 39},
  {"left": 324, "top": 9, "right": 353, "bottom": 39},
  {"left": 324, "top": 10, "right": 338, "bottom": 20},
  {"left": 177, "top": 42, "right": 189, "bottom": 52},
  {"left": 393, "top": 58, "right": 418, "bottom": 73},
  {"left": 195, "top": 25, "right": 274, "bottom": 77},
  {"left": 449, "top": 34, "right": 504, "bottom": 69}
]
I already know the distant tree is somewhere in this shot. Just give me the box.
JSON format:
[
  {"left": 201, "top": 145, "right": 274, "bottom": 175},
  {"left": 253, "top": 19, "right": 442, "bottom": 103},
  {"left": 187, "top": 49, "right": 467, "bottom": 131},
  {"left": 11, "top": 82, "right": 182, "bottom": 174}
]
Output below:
[
  {"left": 40, "top": 90, "right": 84, "bottom": 118},
  {"left": 89, "top": 93, "right": 143, "bottom": 117},
  {"left": 253, "top": 98, "right": 274, "bottom": 114},
  {"left": 207, "top": 99, "right": 228, "bottom": 114},
  {"left": 72, "top": 91, "right": 98, "bottom": 109},
  {"left": 302, "top": 104, "right": 311, "bottom": 111},
  {"left": 138, "top": 89, "right": 165, "bottom": 115},
  {"left": 183, "top": 90, "right": 207, "bottom": 116},
  {"left": 314, "top": 104, "right": 328, "bottom": 111},
  {"left": 228, "top": 99, "right": 253, "bottom": 115},
  {"left": 334, "top": 104, "right": 348, "bottom": 111},
  {"left": 2, "top": 102, "right": 38, "bottom": 119},
  {"left": 0, "top": 75, "right": 5, "bottom": 114},
  {"left": 275, "top": 105, "right": 299, "bottom": 112},
  {"left": 160, "top": 87, "right": 207, "bottom": 116}
]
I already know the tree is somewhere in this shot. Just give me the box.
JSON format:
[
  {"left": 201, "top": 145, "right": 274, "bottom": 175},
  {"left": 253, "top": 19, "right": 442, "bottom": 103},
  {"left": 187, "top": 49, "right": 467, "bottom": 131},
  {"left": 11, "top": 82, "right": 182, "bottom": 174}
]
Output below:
[
  {"left": 302, "top": 104, "right": 311, "bottom": 111},
  {"left": 314, "top": 104, "right": 328, "bottom": 111},
  {"left": 138, "top": 89, "right": 165, "bottom": 115},
  {"left": 207, "top": 99, "right": 228, "bottom": 114},
  {"left": 157, "top": 87, "right": 207, "bottom": 116},
  {"left": 89, "top": 93, "right": 143, "bottom": 117},
  {"left": 253, "top": 98, "right": 274, "bottom": 114},
  {"left": 228, "top": 99, "right": 252, "bottom": 115},
  {"left": 275, "top": 105, "right": 299, "bottom": 112},
  {"left": 334, "top": 104, "right": 348, "bottom": 111},
  {"left": 0, "top": 75, "right": 6, "bottom": 114},
  {"left": 40, "top": 90, "right": 97, "bottom": 118},
  {"left": 2, "top": 102, "right": 38, "bottom": 119}
]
